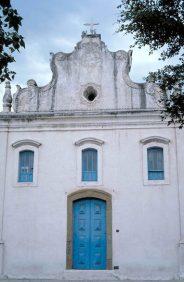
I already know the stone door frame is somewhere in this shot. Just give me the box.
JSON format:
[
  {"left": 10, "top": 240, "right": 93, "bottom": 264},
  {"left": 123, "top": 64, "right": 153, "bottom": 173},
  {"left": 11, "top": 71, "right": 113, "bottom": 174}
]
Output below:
[{"left": 66, "top": 189, "right": 112, "bottom": 270}]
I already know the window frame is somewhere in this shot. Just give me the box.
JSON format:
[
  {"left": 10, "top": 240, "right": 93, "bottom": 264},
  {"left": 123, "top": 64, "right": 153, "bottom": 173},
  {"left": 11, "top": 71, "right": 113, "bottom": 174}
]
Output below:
[
  {"left": 147, "top": 146, "right": 164, "bottom": 180},
  {"left": 12, "top": 140, "right": 41, "bottom": 187},
  {"left": 18, "top": 150, "right": 34, "bottom": 183},
  {"left": 141, "top": 137, "right": 170, "bottom": 186},
  {"left": 75, "top": 138, "right": 104, "bottom": 187},
  {"left": 82, "top": 148, "right": 98, "bottom": 182}
]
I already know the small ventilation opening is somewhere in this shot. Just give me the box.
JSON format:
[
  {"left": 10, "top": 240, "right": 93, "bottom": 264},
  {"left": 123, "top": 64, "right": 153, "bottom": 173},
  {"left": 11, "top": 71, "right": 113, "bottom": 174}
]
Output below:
[
  {"left": 87, "top": 93, "right": 96, "bottom": 101},
  {"left": 84, "top": 86, "right": 97, "bottom": 102}
]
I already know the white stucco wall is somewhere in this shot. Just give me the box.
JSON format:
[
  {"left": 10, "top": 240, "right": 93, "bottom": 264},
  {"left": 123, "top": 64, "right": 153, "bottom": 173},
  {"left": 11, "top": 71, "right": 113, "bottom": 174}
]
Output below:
[
  {"left": 0, "top": 130, "right": 8, "bottom": 276},
  {"left": 175, "top": 129, "right": 184, "bottom": 278},
  {"left": 0, "top": 113, "right": 183, "bottom": 280}
]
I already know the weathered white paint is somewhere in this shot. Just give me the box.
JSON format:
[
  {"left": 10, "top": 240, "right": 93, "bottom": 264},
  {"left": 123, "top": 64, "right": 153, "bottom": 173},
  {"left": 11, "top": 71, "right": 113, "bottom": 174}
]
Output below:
[
  {"left": 6, "top": 34, "right": 162, "bottom": 114},
  {"left": 0, "top": 32, "right": 183, "bottom": 280}
]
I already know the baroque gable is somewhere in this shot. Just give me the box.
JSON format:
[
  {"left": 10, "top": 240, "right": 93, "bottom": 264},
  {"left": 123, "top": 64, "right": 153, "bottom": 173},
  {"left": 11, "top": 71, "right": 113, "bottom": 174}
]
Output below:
[{"left": 3, "top": 33, "right": 163, "bottom": 113}]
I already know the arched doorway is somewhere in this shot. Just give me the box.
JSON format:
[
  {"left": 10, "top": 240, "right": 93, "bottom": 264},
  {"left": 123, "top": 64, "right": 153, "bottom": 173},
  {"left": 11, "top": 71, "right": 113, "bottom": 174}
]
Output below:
[
  {"left": 66, "top": 189, "right": 112, "bottom": 270},
  {"left": 73, "top": 198, "right": 106, "bottom": 269}
]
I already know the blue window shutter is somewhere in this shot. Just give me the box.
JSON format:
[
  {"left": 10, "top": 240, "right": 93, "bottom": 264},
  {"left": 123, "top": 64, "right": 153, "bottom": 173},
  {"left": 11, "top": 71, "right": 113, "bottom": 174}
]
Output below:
[
  {"left": 147, "top": 147, "right": 164, "bottom": 180},
  {"left": 82, "top": 148, "right": 97, "bottom": 181},
  {"left": 18, "top": 150, "right": 34, "bottom": 182}
]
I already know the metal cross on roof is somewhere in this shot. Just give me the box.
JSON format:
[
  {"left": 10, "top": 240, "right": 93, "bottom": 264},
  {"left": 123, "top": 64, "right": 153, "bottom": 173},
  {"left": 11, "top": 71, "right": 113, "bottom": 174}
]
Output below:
[{"left": 84, "top": 22, "right": 99, "bottom": 34}]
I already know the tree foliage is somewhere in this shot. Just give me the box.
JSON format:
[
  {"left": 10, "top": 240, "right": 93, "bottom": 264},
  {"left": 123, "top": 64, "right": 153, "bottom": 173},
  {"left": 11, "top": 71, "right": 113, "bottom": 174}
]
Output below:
[
  {"left": 0, "top": 0, "right": 25, "bottom": 82},
  {"left": 118, "top": 0, "right": 184, "bottom": 127}
]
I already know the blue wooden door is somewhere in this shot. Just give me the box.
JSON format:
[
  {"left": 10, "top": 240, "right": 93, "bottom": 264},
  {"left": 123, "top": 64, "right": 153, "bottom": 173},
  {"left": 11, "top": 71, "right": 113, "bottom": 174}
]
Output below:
[{"left": 73, "top": 198, "right": 106, "bottom": 269}]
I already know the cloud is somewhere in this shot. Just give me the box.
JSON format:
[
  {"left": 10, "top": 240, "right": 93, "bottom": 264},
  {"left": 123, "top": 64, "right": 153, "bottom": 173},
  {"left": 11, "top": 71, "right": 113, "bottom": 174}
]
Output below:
[
  {"left": 12, "top": 41, "right": 52, "bottom": 87},
  {"left": 0, "top": 40, "right": 52, "bottom": 111},
  {"left": 52, "top": 37, "right": 76, "bottom": 52}
]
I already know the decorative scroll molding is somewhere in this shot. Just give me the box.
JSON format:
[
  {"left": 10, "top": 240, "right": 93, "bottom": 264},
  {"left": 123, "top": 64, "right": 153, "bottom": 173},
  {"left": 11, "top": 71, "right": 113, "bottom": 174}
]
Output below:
[
  {"left": 122, "top": 49, "right": 144, "bottom": 90},
  {"left": 12, "top": 53, "right": 57, "bottom": 113},
  {"left": 12, "top": 139, "right": 42, "bottom": 148},
  {"left": 75, "top": 137, "right": 105, "bottom": 146},
  {"left": 123, "top": 72, "right": 145, "bottom": 90},
  {"left": 140, "top": 136, "right": 170, "bottom": 145}
]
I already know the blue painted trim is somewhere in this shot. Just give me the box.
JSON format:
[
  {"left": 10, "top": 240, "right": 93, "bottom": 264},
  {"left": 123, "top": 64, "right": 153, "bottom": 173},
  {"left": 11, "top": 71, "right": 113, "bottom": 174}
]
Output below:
[
  {"left": 147, "top": 147, "right": 164, "bottom": 180},
  {"left": 73, "top": 198, "right": 106, "bottom": 269},
  {"left": 18, "top": 150, "right": 34, "bottom": 183},
  {"left": 82, "top": 148, "right": 98, "bottom": 181}
]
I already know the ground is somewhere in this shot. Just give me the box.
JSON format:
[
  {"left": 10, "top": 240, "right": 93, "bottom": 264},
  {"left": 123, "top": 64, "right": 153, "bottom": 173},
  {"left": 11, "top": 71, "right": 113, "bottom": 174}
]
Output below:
[{"left": 0, "top": 280, "right": 182, "bottom": 282}]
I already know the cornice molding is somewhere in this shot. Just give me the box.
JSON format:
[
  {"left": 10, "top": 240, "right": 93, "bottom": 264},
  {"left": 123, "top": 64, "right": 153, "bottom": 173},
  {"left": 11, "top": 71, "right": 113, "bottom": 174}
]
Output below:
[{"left": 0, "top": 108, "right": 161, "bottom": 119}]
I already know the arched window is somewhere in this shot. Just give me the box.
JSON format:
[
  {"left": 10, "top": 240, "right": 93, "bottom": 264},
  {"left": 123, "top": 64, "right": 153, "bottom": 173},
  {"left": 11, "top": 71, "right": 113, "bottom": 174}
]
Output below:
[
  {"left": 82, "top": 148, "right": 97, "bottom": 181},
  {"left": 147, "top": 147, "right": 164, "bottom": 180},
  {"left": 18, "top": 150, "right": 34, "bottom": 182}
]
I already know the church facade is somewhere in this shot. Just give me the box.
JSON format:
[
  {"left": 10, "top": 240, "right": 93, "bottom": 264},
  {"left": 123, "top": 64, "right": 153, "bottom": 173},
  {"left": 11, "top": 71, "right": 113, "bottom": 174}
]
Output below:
[{"left": 0, "top": 31, "right": 184, "bottom": 280}]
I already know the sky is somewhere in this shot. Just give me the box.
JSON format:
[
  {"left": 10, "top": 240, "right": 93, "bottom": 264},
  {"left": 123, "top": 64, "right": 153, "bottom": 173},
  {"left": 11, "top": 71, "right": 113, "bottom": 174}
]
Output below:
[{"left": 0, "top": 0, "right": 169, "bottom": 110}]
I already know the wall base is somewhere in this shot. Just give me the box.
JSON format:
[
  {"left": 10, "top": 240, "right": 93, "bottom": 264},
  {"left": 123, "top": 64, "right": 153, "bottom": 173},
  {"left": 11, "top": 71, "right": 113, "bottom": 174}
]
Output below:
[
  {"left": 179, "top": 241, "right": 184, "bottom": 279},
  {"left": 0, "top": 243, "right": 4, "bottom": 277}
]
